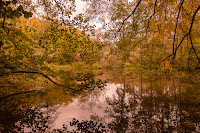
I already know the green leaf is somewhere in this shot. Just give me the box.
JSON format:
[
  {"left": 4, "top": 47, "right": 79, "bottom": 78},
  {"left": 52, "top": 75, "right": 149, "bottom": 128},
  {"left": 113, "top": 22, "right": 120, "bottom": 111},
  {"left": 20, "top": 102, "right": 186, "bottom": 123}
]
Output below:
[
  {"left": 12, "top": 0, "right": 17, "bottom": 4},
  {"left": 17, "top": 5, "right": 23, "bottom": 12},
  {"left": 23, "top": 11, "right": 33, "bottom": 18}
]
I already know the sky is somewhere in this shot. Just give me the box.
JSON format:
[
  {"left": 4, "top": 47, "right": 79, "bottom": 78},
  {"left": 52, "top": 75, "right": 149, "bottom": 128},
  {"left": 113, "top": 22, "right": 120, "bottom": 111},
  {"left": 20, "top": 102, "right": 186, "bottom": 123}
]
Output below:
[
  {"left": 73, "top": 0, "right": 135, "bottom": 28},
  {"left": 74, "top": 0, "right": 86, "bottom": 15},
  {"left": 74, "top": 0, "right": 103, "bottom": 28}
]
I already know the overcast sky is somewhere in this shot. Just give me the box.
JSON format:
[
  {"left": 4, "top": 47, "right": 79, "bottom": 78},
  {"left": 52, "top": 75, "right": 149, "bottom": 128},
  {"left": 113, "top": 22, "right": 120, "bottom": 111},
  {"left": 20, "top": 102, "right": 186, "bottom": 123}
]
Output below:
[
  {"left": 74, "top": 0, "right": 103, "bottom": 28},
  {"left": 74, "top": 0, "right": 86, "bottom": 15}
]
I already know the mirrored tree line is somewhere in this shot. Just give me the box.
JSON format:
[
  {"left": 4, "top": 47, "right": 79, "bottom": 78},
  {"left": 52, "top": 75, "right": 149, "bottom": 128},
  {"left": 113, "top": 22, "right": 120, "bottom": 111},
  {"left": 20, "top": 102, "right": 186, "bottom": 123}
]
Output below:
[{"left": 51, "top": 74, "right": 200, "bottom": 132}]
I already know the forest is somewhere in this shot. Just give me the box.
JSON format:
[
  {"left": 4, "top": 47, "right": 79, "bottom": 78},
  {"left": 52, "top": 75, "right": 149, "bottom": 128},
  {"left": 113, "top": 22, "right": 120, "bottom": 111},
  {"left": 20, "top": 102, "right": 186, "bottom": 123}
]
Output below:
[{"left": 0, "top": 0, "right": 200, "bottom": 132}]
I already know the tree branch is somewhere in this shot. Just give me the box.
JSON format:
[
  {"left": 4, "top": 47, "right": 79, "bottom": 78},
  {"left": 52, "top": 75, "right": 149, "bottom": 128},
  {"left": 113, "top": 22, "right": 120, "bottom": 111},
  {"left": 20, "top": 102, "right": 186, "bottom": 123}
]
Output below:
[
  {"left": 173, "top": 5, "right": 200, "bottom": 59},
  {"left": 160, "top": 54, "right": 173, "bottom": 63},
  {"left": 1, "top": 71, "right": 71, "bottom": 89},
  {"left": 2, "top": 16, "right": 6, "bottom": 29},
  {"left": 189, "top": 34, "right": 200, "bottom": 63},
  {"left": 146, "top": 0, "right": 157, "bottom": 35},
  {"left": 117, "top": 0, "right": 142, "bottom": 34},
  {"left": 172, "top": 0, "right": 184, "bottom": 55},
  {"left": 0, "top": 90, "right": 34, "bottom": 101}
]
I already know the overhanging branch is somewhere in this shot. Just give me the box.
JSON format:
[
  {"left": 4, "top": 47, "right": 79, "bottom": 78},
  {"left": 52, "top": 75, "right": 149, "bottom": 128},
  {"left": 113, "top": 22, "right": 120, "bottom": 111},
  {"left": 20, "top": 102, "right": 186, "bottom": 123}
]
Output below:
[
  {"left": 0, "top": 90, "right": 34, "bottom": 101},
  {"left": 172, "top": 0, "right": 184, "bottom": 55},
  {"left": 173, "top": 5, "right": 200, "bottom": 60},
  {"left": 146, "top": 0, "right": 157, "bottom": 35},
  {"left": 1, "top": 71, "right": 71, "bottom": 89},
  {"left": 117, "top": 0, "right": 142, "bottom": 34}
]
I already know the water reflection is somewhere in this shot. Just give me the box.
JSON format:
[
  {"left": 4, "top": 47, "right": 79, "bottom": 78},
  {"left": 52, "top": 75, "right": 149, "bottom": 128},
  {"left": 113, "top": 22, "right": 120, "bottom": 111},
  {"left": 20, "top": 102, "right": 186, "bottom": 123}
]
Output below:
[
  {"left": 53, "top": 77, "right": 200, "bottom": 132},
  {"left": 103, "top": 78, "right": 200, "bottom": 132},
  {"left": 0, "top": 70, "right": 107, "bottom": 132},
  {"left": 0, "top": 94, "right": 58, "bottom": 132},
  {"left": 0, "top": 70, "right": 199, "bottom": 132}
]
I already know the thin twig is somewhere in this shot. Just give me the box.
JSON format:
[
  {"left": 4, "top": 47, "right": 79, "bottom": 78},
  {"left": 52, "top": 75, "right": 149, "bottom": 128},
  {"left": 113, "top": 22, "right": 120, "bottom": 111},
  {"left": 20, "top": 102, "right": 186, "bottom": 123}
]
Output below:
[
  {"left": 172, "top": 0, "right": 184, "bottom": 55},
  {"left": 189, "top": 34, "right": 200, "bottom": 63},
  {"left": 146, "top": 0, "right": 157, "bottom": 35},
  {"left": 116, "top": 0, "right": 142, "bottom": 35},
  {"left": 160, "top": 54, "right": 173, "bottom": 63}
]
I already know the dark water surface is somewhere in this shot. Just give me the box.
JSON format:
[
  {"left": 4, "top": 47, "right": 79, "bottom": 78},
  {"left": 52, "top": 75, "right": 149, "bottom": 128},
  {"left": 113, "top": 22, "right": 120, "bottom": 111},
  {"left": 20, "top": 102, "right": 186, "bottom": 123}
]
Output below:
[{"left": 0, "top": 70, "right": 200, "bottom": 132}]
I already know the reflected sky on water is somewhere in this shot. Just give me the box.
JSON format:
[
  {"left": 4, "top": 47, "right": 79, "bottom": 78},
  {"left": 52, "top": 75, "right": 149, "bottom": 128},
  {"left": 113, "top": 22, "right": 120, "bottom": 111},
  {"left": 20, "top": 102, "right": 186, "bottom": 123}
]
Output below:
[{"left": 0, "top": 70, "right": 200, "bottom": 132}]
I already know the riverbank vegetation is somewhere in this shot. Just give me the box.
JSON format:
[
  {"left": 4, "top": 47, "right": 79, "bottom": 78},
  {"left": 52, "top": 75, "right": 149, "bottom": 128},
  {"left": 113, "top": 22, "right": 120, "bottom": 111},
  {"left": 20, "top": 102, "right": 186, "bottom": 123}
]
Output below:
[{"left": 0, "top": 0, "right": 200, "bottom": 132}]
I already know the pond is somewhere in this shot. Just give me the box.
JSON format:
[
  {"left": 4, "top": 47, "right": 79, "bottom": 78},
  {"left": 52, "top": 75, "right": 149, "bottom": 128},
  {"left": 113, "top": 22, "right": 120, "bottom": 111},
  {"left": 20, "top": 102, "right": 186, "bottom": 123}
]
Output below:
[{"left": 0, "top": 69, "right": 200, "bottom": 132}]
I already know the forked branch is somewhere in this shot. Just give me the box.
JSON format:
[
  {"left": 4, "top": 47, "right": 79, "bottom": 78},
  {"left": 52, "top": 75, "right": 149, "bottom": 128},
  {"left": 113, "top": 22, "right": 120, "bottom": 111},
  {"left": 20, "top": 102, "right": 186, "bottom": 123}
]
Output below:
[
  {"left": 172, "top": 0, "right": 184, "bottom": 54},
  {"left": 173, "top": 5, "right": 200, "bottom": 60},
  {"left": 146, "top": 0, "right": 158, "bottom": 35}
]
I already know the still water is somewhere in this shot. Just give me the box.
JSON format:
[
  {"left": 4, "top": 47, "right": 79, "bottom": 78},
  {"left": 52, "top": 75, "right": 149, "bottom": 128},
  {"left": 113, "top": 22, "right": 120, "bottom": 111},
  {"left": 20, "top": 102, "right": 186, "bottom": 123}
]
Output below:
[{"left": 0, "top": 70, "right": 200, "bottom": 132}]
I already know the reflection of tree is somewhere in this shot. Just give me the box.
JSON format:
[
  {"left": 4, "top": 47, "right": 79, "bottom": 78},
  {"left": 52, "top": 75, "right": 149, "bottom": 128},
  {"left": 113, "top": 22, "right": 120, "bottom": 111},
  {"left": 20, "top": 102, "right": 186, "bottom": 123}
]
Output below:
[
  {"left": 47, "top": 72, "right": 200, "bottom": 132},
  {"left": 57, "top": 70, "right": 106, "bottom": 95},
  {"left": 71, "top": 71, "right": 107, "bottom": 111},
  {"left": 0, "top": 94, "right": 58, "bottom": 132},
  {"left": 52, "top": 118, "right": 107, "bottom": 132},
  {"left": 50, "top": 76, "right": 199, "bottom": 132},
  {"left": 0, "top": 70, "right": 107, "bottom": 132},
  {"left": 101, "top": 77, "right": 200, "bottom": 132},
  {"left": 1, "top": 69, "right": 199, "bottom": 132},
  {"left": 180, "top": 85, "right": 200, "bottom": 132},
  {"left": 105, "top": 86, "right": 132, "bottom": 133},
  {"left": 78, "top": 88, "right": 105, "bottom": 111}
]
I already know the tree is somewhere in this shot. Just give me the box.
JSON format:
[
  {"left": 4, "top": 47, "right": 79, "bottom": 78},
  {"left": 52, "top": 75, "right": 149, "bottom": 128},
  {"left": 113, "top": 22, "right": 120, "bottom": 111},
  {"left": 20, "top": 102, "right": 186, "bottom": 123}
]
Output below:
[
  {"left": 83, "top": 0, "right": 200, "bottom": 70},
  {"left": 0, "top": 0, "right": 33, "bottom": 29}
]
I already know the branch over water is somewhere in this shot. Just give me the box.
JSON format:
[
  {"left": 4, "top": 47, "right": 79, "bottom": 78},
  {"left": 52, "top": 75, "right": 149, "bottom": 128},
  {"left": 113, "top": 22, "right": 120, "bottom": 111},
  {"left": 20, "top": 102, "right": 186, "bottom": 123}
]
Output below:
[{"left": 1, "top": 71, "right": 70, "bottom": 89}]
